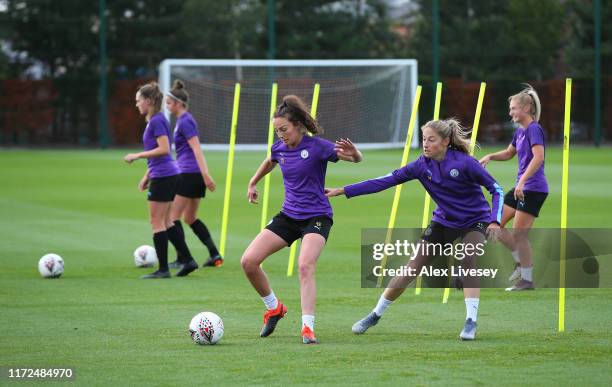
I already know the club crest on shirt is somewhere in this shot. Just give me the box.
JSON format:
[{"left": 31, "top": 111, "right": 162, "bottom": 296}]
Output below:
[
  {"left": 450, "top": 168, "right": 459, "bottom": 178},
  {"left": 280, "top": 157, "right": 285, "bottom": 164},
  {"left": 301, "top": 149, "right": 309, "bottom": 159},
  {"left": 426, "top": 169, "right": 433, "bottom": 180}
]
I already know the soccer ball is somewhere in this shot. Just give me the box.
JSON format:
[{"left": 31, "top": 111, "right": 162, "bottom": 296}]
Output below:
[
  {"left": 38, "top": 254, "right": 64, "bottom": 278},
  {"left": 189, "top": 312, "right": 224, "bottom": 345},
  {"left": 133, "top": 245, "right": 157, "bottom": 267}
]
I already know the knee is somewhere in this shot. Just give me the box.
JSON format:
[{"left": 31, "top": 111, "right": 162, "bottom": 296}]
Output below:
[
  {"left": 183, "top": 214, "right": 197, "bottom": 226},
  {"left": 150, "top": 216, "right": 163, "bottom": 230},
  {"left": 241, "top": 253, "right": 257, "bottom": 274},
  {"left": 298, "top": 262, "right": 315, "bottom": 280},
  {"left": 514, "top": 229, "right": 530, "bottom": 241}
]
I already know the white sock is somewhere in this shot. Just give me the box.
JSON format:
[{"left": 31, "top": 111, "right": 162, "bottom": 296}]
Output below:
[
  {"left": 373, "top": 295, "right": 393, "bottom": 317},
  {"left": 302, "top": 315, "right": 315, "bottom": 331},
  {"left": 511, "top": 250, "right": 520, "bottom": 264},
  {"left": 521, "top": 267, "right": 533, "bottom": 282},
  {"left": 465, "top": 298, "right": 479, "bottom": 322},
  {"left": 262, "top": 291, "right": 278, "bottom": 310}
]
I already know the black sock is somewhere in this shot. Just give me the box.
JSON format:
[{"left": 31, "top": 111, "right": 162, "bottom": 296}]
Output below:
[
  {"left": 174, "top": 220, "right": 185, "bottom": 239},
  {"left": 190, "top": 219, "right": 220, "bottom": 257},
  {"left": 153, "top": 231, "right": 169, "bottom": 272},
  {"left": 172, "top": 220, "right": 186, "bottom": 262},
  {"left": 167, "top": 224, "right": 193, "bottom": 263}
]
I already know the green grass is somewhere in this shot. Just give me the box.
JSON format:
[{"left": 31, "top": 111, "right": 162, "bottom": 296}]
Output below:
[{"left": 1, "top": 147, "right": 611, "bottom": 386}]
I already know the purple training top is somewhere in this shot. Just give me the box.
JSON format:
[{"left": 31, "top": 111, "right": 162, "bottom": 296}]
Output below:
[
  {"left": 143, "top": 112, "right": 179, "bottom": 178},
  {"left": 270, "top": 135, "right": 339, "bottom": 220},
  {"left": 173, "top": 112, "right": 201, "bottom": 174},
  {"left": 512, "top": 121, "right": 548, "bottom": 193},
  {"left": 344, "top": 149, "right": 504, "bottom": 228}
]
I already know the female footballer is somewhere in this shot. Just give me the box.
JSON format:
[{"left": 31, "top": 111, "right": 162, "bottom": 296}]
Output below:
[
  {"left": 240, "top": 95, "right": 363, "bottom": 344},
  {"left": 123, "top": 82, "right": 193, "bottom": 279},
  {"left": 165, "top": 80, "right": 222, "bottom": 275},
  {"left": 480, "top": 84, "right": 547, "bottom": 291},
  {"left": 326, "top": 118, "right": 503, "bottom": 340}
]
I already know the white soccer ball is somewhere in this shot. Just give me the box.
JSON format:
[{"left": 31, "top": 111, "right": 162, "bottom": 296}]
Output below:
[
  {"left": 133, "top": 245, "right": 158, "bottom": 267},
  {"left": 38, "top": 253, "right": 64, "bottom": 278},
  {"left": 189, "top": 312, "right": 224, "bottom": 345}
]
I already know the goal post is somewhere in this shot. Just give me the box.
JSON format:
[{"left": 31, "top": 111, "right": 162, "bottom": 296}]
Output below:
[{"left": 158, "top": 59, "right": 419, "bottom": 150}]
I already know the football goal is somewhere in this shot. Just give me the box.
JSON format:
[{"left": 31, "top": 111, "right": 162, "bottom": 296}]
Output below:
[{"left": 158, "top": 59, "right": 418, "bottom": 150}]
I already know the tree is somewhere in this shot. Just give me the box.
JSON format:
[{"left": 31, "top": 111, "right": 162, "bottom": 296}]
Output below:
[
  {"left": 409, "top": 0, "right": 565, "bottom": 81},
  {"left": 179, "top": 0, "right": 265, "bottom": 59},
  {"left": 273, "top": 0, "right": 401, "bottom": 59},
  {"left": 4, "top": 0, "right": 100, "bottom": 142},
  {"left": 566, "top": 0, "right": 612, "bottom": 78}
]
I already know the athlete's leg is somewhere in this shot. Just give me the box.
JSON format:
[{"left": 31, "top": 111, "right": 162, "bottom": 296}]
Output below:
[
  {"left": 297, "top": 233, "right": 326, "bottom": 315},
  {"left": 240, "top": 230, "right": 288, "bottom": 296},
  {"left": 513, "top": 211, "right": 536, "bottom": 268},
  {"left": 241, "top": 230, "right": 290, "bottom": 337},
  {"left": 144, "top": 201, "right": 172, "bottom": 277},
  {"left": 498, "top": 204, "right": 517, "bottom": 250},
  {"left": 459, "top": 230, "right": 484, "bottom": 340},
  {"left": 352, "top": 250, "right": 432, "bottom": 334},
  {"left": 185, "top": 198, "right": 221, "bottom": 261}
]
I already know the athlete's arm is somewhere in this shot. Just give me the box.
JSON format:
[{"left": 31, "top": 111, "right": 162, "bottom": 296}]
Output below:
[
  {"left": 479, "top": 143, "right": 516, "bottom": 167},
  {"left": 138, "top": 169, "right": 150, "bottom": 192},
  {"left": 247, "top": 157, "right": 277, "bottom": 204},
  {"left": 342, "top": 161, "right": 419, "bottom": 198},
  {"left": 469, "top": 159, "right": 504, "bottom": 225},
  {"left": 335, "top": 138, "right": 363, "bottom": 163},
  {"left": 124, "top": 135, "right": 171, "bottom": 163},
  {"left": 325, "top": 187, "right": 344, "bottom": 197},
  {"left": 187, "top": 136, "right": 216, "bottom": 192}
]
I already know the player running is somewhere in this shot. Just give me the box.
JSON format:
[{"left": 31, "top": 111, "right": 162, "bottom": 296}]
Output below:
[
  {"left": 326, "top": 118, "right": 503, "bottom": 340},
  {"left": 480, "top": 84, "right": 548, "bottom": 291},
  {"left": 241, "top": 95, "right": 363, "bottom": 344}
]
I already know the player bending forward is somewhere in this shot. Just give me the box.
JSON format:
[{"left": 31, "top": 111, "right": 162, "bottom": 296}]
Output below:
[{"left": 326, "top": 118, "right": 503, "bottom": 340}]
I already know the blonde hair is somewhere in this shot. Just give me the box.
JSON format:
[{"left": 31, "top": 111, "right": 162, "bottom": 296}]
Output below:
[
  {"left": 274, "top": 95, "right": 323, "bottom": 135},
  {"left": 137, "top": 82, "right": 163, "bottom": 117},
  {"left": 422, "top": 118, "right": 472, "bottom": 154},
  {"left": 509, "top": 83, "right": 541, "bottom": 121}
]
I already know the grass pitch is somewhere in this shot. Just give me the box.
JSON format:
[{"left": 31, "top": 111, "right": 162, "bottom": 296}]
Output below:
[{"left": 1, "top": 147, "right": 611, "bottom": 385}]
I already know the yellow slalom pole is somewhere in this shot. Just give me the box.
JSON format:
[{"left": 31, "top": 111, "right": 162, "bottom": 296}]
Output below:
[
  {"left": 311, "top": 83, "right": 321, "bottom": 117},
  {"left": 415, "top": 82, "right": 442, "bottom": 295},
  {"left": 442, "top": 81, "right": 486, "bottom": 304},
  {"left": 376, "top": 85, "right": 422, "bottom": 288},
  {"left": 559, "top": 78, "right": 572, "bottom": 332},
  {"left": 287, "top": 83, "right": 320, "bottom": 277},
  {"left": 219, "top": 83, "right": 241, "bottom": 257},
  {"left": 469, "top": 82, "right": 487, "bottom": 154},
  {"left": 260, "top": 83, "right": 278, "bottom": 231}
]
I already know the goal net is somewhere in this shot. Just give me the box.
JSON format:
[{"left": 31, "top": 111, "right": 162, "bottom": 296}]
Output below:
[{"left": 158, "top": 59, "right": 418, "bottom": 150}]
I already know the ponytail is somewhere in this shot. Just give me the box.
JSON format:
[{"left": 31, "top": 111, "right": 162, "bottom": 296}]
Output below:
[
  {"left": 509, "top": 83, "right": 541, "bottom": 121},
  {"left": 274, "top": 95, "right": 323, "bottom": 135},
  {"left": 137, "top": 82, "right": 163, "bottom": 116},
  {"left": 168, "top": 79, "right": 189, "bottom": 107},
  {"left": 422, "top": 118, "right": 472, "bottom": 154}
]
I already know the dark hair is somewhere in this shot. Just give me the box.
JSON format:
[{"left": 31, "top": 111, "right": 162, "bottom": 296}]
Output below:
[
  {"left": 422, "top": 118, "right": 472, "bottom": 154},
  {"left": 168, "top": 79, "right": 189, "bottom": 107},
  {"left": 137, "top": 82, "right": 162, "bottom": 115},
  {"left": 273, "top": 95, "right": 323, "bottom": 135}
]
